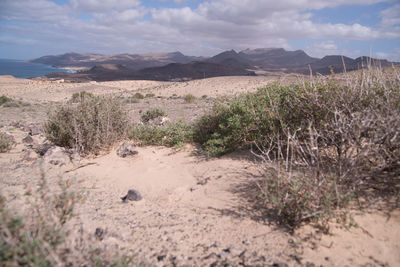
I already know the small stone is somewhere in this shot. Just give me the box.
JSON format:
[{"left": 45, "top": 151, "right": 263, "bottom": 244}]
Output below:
[
  {"left": 270, "top": 263, "right": 288, "bottom": 267},
  {"left": 116, "top": 142, "right": 138, "bottom": 158},
  {"left": 22, "top": 135, "right": 34, "bottom": 144},
  {"left": 22, "top": 150, "right": 39, "bottom": 161},
  {"left": 223, "top": 248, "right": 231, "bottom": 253},
  {"left": 3, "top": 102, "right": 20, "bottom": 108},
  {"left": 95, "top": 228, "right": 105, "bottom": 241},
  {"left": 157, "top": 255, "right": 166, "bottom": 261},
  {"left": 34, "top": 143, "right": 52, "bottom": 156},
  {"left": 29, "top": 125, "right": 41, "bottom": 136},
  {"left": 43, "top": 146, "right": 71, "bottom": 166},
  {"left": 148, "top": 116, "right": 170, "bottom": 126},
  {"left": 121, "top": 189, "right": 142, "bottom": 202}
]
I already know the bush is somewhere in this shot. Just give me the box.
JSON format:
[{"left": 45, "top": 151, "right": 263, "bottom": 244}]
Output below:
[
  {"left": 44, "top": 94, "right": 128, "bottom": 155},
  {"left": 141, "top": 108, "right": 166, "bottom": 123},
  {"left": 0, "top": 95, "right": 13, "bottom": 106},
  {"left": 0, "top": 174, "right": 134, "bottom": 266},
  {"left": 145, "top": 93, "right": 155, "bottom": 98},
  {"left": 129, "top": 121, "right": 193, "bottom": 148},
  {"left": 184, "top": 94, "right": 196, "bottom": 103},
  {"left": 133, "top": 92, "right": 144, "bottom": 99},
  {"left": 195, "top": 67, "right": 400, "bottom": 227},
  {"left": 0, "top": 132, "right": 15, "bottom": 153},
  {"left": 70, "top": 91, "right": 94, "bottom": 103},
  {"left": 194, "top": 86, "right": 291, "bottom": 156}
]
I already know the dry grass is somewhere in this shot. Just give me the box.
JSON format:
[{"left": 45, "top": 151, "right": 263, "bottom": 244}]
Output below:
[
  {"left": 0, "top": 132, "right": 15, "bottom": 153},
  {"left": 0, "top": 173, "right": 135, "bottom": 266}
]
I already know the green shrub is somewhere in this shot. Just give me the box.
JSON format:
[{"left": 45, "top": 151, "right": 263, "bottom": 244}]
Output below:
[
  {"left": 145, "top": 93, "right": 155, "bottom": 98},
  {"left": 0, "top": 132, "right": 15, "bottom": 152},
  {"left": 44, "top": 94, "right": 128, "bottom": 155},
  {"left": 0, "top": 95, "right": 13, "bottom": 106},
  {"left": 129, "top": 121, "right": 193, "bottom": 148},
  {"left": 194, "top": 84, "right": 300, "bottom": 156},
  {"left": 184, "top": 94, "right": 196, "bottom": 103},
  {"left": 141, "top": 108, "right": 166, "bottom": 123}
]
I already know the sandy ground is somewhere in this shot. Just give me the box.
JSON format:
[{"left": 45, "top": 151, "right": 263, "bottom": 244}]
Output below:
[
  {"left": 0, "top": 75, "right": 275, "bottom": 102},
  {"left": 1, "top": 75, "right": 399, "bottom": 266}
]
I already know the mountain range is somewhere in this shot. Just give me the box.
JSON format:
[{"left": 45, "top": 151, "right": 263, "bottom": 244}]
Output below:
[{"left": 30, "top": 48, "right": 397, "bottom": 81}]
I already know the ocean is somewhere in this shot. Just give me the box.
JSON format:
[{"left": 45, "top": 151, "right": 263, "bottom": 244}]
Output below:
[{"left": 0, "top": 58, "right": 75, "bottom": 79}]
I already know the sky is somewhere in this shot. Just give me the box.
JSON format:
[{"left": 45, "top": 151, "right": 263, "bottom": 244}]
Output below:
[{"left": 0, "top": 0, "right": 399, "bottom": 61}]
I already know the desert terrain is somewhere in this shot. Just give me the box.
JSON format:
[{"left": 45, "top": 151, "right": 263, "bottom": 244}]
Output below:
[{"left": 1, "top": 74, "right": 399, "bottom": 266}]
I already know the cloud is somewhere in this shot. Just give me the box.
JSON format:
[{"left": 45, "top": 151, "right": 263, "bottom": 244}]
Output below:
[
  {"left": 69, "top": 0, "right": 141, "bottom": 13},
  {"left": 305, "top": 41, "right": 340, "bottom": 58},
  {"left": 380, "top": 3, "right": 400, "bottom": 27},
  {"left": 0, "top": 0, "right": 398, "bottom": 58},
  {"left": 0, "top": 0, "right": 68, "bottom": 22},
  {"left": 375, "top": 48, "right": 400, "bottom": 62}
]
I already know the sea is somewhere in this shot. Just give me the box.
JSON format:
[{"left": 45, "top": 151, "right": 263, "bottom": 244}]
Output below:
[{"left": 0, "top": 58, "right": 75, "bottom": 79}]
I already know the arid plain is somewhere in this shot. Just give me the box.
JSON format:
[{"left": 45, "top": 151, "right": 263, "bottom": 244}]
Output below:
[{"left": 1, "top": 74, "right": 399, "bottom": 266}]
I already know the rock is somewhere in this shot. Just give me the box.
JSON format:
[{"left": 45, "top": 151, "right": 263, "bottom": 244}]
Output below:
[
  {"left": 22, "top": 135, "right": 34, "bottom": 144},
  {"left": 121, "top": 189, "right": 142, "bottom": 202},
  {"left": 43, "top": 146, "right": 71, "bottom": 166},
  {"left": 29, "top": 125, "right": 41, "bottom": 136},
  {"left": 95, "top": 228, "right": 105, "bottom": 241},
  {"left": 2, "top": 102, "right": 20, "bottom": 108},
  {"left": 270, "top": 263, "right": 288, "bottom": 267},
  {"left": 34, "top": 143, "right": 53, "bottom": 156},
  {"left": 149, "top": 116, "right": 170, "bottom": 126},
  {"left": 22, "top": 150, "right": 39, "bottom": 161},
  {"left": 157, "top": 255, "right": 166, "bottom": 261},
  {"left": 116, "top": 142, "right": 138, "bottom": 158}
]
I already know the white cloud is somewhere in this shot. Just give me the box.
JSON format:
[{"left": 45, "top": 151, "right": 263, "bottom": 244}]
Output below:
[
  {"left": 375, "top": 48, "right": 400, "bottom": 62},
  {"left": 0, "top": 0, "right": 398, "bottom": 58},
  {"left": 305, "top": 41, "right": 340, "bottom": 58},
  {"left": 380, "top": 3, "right": 400, "bottom": 27},
  {"left": 69, "top": 0, "right": 141, "bottom": 13},
  {"left": 0, "top": 0, "right": 69, "bottom": 22}
]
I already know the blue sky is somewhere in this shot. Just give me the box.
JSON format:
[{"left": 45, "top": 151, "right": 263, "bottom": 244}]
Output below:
[{"left": 0, "top": 0, "right": 399, "bottom": 61}]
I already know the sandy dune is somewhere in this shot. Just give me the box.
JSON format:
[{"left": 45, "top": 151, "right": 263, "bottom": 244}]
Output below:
[{"left": 0, "top": 75, "right": 399, "bottom": 266}]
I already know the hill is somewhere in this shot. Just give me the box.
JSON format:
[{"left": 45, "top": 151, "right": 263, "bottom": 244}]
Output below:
[{"left": 33, "top": 49, "right": 398, "bottom": 81}]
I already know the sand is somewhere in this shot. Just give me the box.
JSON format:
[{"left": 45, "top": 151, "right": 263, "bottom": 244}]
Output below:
[{"left": 0, "top": 75, "right": 399, "bottom": 266}]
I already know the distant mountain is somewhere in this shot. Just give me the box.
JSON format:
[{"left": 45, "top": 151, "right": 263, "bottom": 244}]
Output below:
[
  {"left": 35, "top": 48, "right": 398, "bottom": 81},
  {"left": 134, "top": 61, "right": 255, "bottom": 81},
  {"left": 30, "top": 52, "right": 202, "bottom": 70},
  {"left": 298, "top": 55, "right": 395, "bottom": 75},
  {"left": 239, "top": 48, "right": 319, "bottom": 70}
]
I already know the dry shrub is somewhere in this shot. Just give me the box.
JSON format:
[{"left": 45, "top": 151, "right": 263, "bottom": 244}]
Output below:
[
  {"left": 196, "top": 66, "right": 400, "bottom": 227},
  {"left": 184, "top": 94, "right": 196, "bottom": 103},
  {"left": 141, "top": 108, "right": 166, "bottom": 123},
  {"left": 44, "top": 94, "right": 128, "bottom": 155},
  {"left": 0, "top": 173, "right": 134, "bottom": 266},
  {"left": 0, "top": 132, "right": 15, "bottom": 153},
  {"left": 253, "top": 67, "right": 400, "bottom": 227}
]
